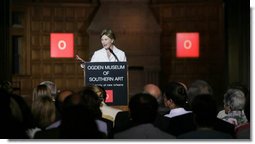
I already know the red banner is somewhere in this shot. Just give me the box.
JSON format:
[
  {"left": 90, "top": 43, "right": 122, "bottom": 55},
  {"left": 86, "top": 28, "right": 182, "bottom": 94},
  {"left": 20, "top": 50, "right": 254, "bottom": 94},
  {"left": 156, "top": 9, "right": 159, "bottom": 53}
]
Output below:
[
  {"left": 50, "top": 33, "right": 74, "bottom": 58},
  {"left": 176, "top": 33, "right": 199, "bottom": 58}
]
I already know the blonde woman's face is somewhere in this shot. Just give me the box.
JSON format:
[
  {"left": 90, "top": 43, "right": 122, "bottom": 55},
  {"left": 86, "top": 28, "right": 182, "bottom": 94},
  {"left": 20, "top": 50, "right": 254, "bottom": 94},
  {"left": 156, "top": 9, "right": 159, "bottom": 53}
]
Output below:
[{"left": 101, "top": 35, "right": 114, "bottom": 49}]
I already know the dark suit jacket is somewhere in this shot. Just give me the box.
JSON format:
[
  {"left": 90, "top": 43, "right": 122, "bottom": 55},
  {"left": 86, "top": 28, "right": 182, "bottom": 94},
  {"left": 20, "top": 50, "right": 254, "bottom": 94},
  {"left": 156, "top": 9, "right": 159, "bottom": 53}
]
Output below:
[
  {"left": 34, "top": 128, "right": 60, "bottom": 139},
  {"left": 214, "top": 118, "right": 235, "bottom": 137},
  {"left": 155, "top": 113, "right": 235, "bottom": 137},
  {"left": 177, "top": 129, "right": 233, "bottom": 139},
  {"left": 113, "top": 111, "right": 133, "bottom": 133},
  {"left": 100, "top": 117, "right": 113, "bottom": 139},
  {"left": 154, "top": 113, "right": 196, "bottom": 136}
]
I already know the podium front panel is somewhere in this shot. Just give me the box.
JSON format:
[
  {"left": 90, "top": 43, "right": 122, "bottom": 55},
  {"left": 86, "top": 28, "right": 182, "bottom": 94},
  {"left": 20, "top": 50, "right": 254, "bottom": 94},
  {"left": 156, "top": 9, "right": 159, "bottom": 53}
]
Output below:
[{"left": 84, "top": 62, "right": 128, "bottom": 106}]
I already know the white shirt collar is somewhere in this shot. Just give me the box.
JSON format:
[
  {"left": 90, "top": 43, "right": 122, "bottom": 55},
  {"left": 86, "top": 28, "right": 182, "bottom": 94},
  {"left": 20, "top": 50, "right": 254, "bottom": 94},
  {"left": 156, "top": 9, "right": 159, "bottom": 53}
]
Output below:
[{"left": 164, "top": 107, "right": 191, "bottom": 118}]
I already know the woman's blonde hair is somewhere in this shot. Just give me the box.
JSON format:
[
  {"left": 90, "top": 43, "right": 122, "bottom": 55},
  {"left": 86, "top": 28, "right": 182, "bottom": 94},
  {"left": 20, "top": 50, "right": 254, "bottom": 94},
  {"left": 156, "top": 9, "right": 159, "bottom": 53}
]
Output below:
[
  {"left": 31, "top": 96, "right": 56, "bottom": 129},
  {"left": 32, "top": 84, "right": 52, "bottom": 102}
]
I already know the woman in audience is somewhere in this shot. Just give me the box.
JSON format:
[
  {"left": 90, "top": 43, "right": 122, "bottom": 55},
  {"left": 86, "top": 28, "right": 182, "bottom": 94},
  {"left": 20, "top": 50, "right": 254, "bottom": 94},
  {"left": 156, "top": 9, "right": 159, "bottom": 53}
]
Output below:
[
  {"left": 86, "top": 85, "right": 122, "bottom": 123},
  {"left": 26, "top": 84, "right": 56, "bottom": 138},
  {"left": 155, "top": 81, "right": 195, "bottom": 136},
  {"left": 28, "top": 96, "right": 56, "bottom": 138},
  {"left": 217, "top": 83, "right": 249, "bottom": 119},
  {"left": 220, "top": 88, "right": 247, "bottom": 127},
  {"left": 163, "top": 81, "right": 191, "bottom": 117}
]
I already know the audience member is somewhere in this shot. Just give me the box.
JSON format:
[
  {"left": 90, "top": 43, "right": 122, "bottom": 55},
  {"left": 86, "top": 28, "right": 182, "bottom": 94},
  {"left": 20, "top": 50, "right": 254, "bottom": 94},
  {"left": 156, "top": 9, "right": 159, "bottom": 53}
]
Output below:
[
  {"left": 217, "top": 83, "right": 249, "bottom": 119},
  {"left": 28, "top": 96, "right": 56, "bottom": 138},
  {"left": 220, "top": 89, "right": 247, "bottom": 127},
  {"left": 54, "top": 89, "right": 74, "bottom": 120},
  {"left": 33, "top": 90, "right": 74, "bottom": 139},
  {"left": 178, "top": 94, "right": 233, "bottom": 139},
  {"left": 79, "top": 87, "right": 113, "bottom": 138},
  {"left": 113, "top": 111, "right": 133, "bottom": 133},
  {"left": 87, "top": 85, "right": 122, "bottom": 123},
  {"left": 60, "top": 102, "right": 105, "bottom": 138},
  {"left": 187, "top": 80, "right": 213, "bottom": 104},
  {"left": 40, "top": 81, "right": 57, "bottom": 99},
  {"left": 143, "top": 83, "right": 169, "bottom": 115},
  {"left": 32, "top": 84, "right": 52, "bottom": 102},
  {"left": 114, "top": 93, "right": 175, "bottom": 139},
  {"left": 187, "top": 80, "right": 235, "bottom": 136},
  {"left": 0, "top": 89, "right": 31, "bottom": 138},
  {"left": 10, "top": 93, "right": 35, "bottom": 131},
  {"left": 154, "top": 81, "right": 195, "bottom": 136}
]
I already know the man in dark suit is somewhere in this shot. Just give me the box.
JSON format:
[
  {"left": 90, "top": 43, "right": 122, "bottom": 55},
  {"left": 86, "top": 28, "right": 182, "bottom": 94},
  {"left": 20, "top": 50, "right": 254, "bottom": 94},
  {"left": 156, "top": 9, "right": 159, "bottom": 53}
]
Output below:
[
  {"left": 178, "top": 94, "right": 233, "bottom": 139},
  {"left": 143, "top": 84, "right": 169, "bottom": 115},
  {"left": 114, "top": 93, "right": 175, "bottom": 139},
  {"left": 187, "top": 80, "right": 235, "bottom": 137}
]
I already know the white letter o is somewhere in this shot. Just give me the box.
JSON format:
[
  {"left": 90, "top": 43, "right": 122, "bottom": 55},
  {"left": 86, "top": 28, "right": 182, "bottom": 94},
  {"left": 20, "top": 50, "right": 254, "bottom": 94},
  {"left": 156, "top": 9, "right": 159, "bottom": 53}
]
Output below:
[
  {"left": 184, "top": 40, "right": 192, "bottom": 49},
  {"left": 58, "top": 40, "right": 66, "bottom": 50}
]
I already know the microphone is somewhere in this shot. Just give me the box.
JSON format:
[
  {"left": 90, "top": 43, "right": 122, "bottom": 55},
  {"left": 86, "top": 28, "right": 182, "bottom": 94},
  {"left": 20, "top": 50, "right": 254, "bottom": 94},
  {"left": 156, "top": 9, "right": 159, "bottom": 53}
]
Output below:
[{"left": 108, "top": 48, "right": 119, "bottom": 62}]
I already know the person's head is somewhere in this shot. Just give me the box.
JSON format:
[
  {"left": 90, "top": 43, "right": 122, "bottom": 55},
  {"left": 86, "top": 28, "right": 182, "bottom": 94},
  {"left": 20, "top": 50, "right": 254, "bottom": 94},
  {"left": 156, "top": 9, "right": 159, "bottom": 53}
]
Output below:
[
  {"left": 129, "top": 93, "right": 158, "bottom": 125},
  {"left": 191, "top": 94, "right": 218, "bottom": 128},
  {"left": 223, "top": 88, "right": 246, "bottom": 113},
  {"left": 9, "top": 93, "right": 34, "bottom": 130},
  {"left": 32, "top": 84, "right": 52, "bottom": 102},
  {"left": 187, "top": 80, "right": 213, "bottom": 104},
  {"left": 60, "top": 90, "right": 105, "bottom": 139},
  {"left": 96, "top": 85, "right": 107, "bottom": 101},
  {"left": 60, "top": 104, "right": 103, "bottom": 138},
  {"left": 0, "top": 90, "right": 30, "bottom": 138},
  {"left": 100, "top": 29, "right": 116, "bottom": 49},
  {"left": 228, "top": 82, "right": 250, "bottom": 101},
  {"left": 31, "top": 96, "right": 56, "bottom": 129},
  {"left": 79, "top": 87, "right": 102, "bottom": 118},
  {"left": 143, "top": 84, "right": 162, "bottom": 104},
  {"left": 57, "top": 90, "right": 73, "bottom": 103},
  {"left": 163, "top": 81, "right": 188, "bottom": 109},
  {"left": 40, "top": 81, "right": 57, "bottom": 99},
  {"left": 85, "top": 85, "right": 106, "bottom": 103},
  {"left": 55, "top": 89, "right": 74, "bottom": 113}
]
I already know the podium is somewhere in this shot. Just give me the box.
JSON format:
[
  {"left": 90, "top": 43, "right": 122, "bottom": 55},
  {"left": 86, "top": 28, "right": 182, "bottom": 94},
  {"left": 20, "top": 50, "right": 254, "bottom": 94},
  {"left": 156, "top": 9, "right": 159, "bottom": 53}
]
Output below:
[{"left": 83, "top": 62, "right": 128, "bottom": 106}]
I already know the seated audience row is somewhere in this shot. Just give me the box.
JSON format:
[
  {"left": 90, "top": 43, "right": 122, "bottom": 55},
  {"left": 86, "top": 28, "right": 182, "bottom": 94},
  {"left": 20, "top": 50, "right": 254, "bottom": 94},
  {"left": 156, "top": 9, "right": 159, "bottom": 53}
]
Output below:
[{"left": 0, "top": 79, "right": 250, "bottom": 139}]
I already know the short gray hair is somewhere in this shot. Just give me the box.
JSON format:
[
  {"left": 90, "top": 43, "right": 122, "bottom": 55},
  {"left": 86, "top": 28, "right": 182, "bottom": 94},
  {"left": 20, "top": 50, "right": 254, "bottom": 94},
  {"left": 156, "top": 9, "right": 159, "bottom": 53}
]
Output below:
[
  {"left": 187, "top": 80, "right": 213, "bottom": 104},
  {"left": 224, "top": 89, "right": 246, "bottom": 111}
]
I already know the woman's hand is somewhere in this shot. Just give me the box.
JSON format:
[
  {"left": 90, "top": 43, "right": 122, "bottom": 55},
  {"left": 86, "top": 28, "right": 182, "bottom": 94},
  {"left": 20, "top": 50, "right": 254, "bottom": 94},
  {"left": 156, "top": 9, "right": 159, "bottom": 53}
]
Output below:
[{"left": 75, "top": 55, "right": 85, "bottom": 63}]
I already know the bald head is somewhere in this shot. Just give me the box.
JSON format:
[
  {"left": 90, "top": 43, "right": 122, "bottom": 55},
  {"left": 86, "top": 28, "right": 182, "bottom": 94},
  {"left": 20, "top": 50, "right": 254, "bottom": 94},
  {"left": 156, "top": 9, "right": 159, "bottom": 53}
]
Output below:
[
  {"left": 143, "top": 84, "right": 162, "bottom": 99},
  {"left": 58, "top": 90, "right": 73, "bottom": 103}
]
